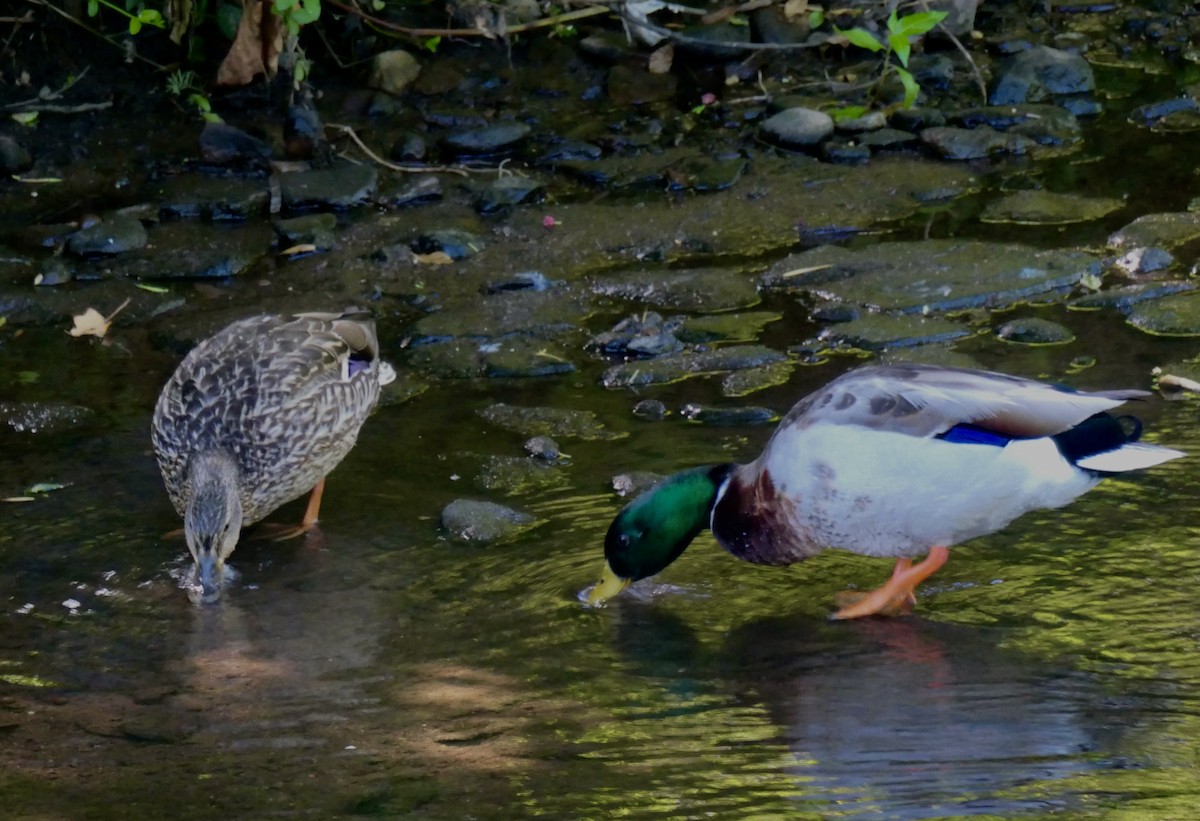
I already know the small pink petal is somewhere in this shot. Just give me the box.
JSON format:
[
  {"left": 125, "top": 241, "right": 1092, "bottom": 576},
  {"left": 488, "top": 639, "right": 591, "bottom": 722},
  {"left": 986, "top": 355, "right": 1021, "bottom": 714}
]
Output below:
[
  {"left": 543, "top": 215, "right": 559, "bottom": 228},
  {"left": 701, "top": 93, "right": 717, "bottom": 105}
]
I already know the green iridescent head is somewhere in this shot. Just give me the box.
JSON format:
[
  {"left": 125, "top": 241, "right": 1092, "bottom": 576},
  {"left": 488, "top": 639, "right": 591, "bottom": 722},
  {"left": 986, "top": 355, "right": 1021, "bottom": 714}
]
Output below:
[{"left": 588, "top": 465, "right": 733, "bottom": 604}]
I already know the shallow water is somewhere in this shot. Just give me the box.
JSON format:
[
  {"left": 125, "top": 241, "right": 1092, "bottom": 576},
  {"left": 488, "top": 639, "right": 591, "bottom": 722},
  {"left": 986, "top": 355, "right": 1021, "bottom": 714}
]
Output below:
[{"left": 5, "top": 294, "right": 1200, "bottom": 820}]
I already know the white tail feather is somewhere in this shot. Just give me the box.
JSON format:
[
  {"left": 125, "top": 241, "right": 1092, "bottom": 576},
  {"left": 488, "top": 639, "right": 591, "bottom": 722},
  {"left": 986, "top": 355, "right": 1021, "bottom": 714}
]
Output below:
[{"left": 1075, "top": 442, "right": 1186, "bottom": 473}]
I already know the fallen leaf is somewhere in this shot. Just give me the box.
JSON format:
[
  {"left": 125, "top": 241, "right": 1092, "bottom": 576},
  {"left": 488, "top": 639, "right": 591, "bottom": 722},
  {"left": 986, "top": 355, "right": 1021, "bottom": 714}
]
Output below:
[
  {"left": 782, "top": 0, "right": 809, "bottom": 19},
  {"left": 68, "top": 298, "right": 131, "bottom": 338},
  {"left": 27, "top": 482, "right": 70, "bottom": 494},
  {"left": 280, "top": 243, "right": 318, "bottom": 257},
  {"left": 217, "top": 0, "right": 284, "bottom": 86},
  {"left": 2, "top": 497, "right": 35, "bottom": 503},
  {"left": 413, "top": 251, "right": 455, "bottom": 265},
  {"left": 135, "top": 282, "right": 170, "bottom": 294},
  {"left": 648, "top": 43, "right": 674, "bottom": 74}
]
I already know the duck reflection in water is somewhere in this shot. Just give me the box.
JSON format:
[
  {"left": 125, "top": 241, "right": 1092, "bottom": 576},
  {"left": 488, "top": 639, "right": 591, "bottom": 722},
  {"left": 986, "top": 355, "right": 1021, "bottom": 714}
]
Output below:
[{"left": 611, "top": 607, "right": 1142, "bottom": 819}]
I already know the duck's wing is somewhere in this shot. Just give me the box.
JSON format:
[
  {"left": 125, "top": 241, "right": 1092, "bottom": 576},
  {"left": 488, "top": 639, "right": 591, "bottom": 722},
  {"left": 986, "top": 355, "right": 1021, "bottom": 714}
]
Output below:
[{"left": 779, "top": 364, "right": 1150, "bottom": 439}]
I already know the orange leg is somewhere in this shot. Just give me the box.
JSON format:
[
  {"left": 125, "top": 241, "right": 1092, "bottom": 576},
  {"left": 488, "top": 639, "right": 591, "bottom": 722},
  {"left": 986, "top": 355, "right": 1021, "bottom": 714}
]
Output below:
[
  {"left": 831, "top": 546, "right": 949, "bottom": 621},
  {"left": 301, "top": 478, "right": 325, "bottom": 529},
  {"left": 262, "top": 479, "right": 325, "bottom": 542}
]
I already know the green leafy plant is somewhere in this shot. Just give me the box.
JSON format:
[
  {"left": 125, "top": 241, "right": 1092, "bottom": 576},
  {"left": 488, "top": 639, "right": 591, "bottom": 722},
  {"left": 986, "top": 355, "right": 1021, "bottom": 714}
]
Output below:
[
  {"left": 86, "top": 0, "right": 166, "bottom": 35},
  {"left": 166, "top": 69, "right": 222, "bottom": 123},
  {"left": 836, "top": 8, "right": 948, "bottom": 110},
  {"left": 273, "top": 0, "right": 321, "bottom": 37}
]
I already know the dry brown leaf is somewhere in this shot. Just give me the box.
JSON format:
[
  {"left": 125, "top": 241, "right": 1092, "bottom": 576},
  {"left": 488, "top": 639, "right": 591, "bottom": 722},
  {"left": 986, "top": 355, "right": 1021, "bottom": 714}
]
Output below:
[
  {"left": 217, "top": 0, "right": 284, "bottom": 86},
  {"left": 413, "top": 251, "right": 455, "bottom": 265},
  {"left": 280, "top": 243, "right": 318, "bottom": 257},
  {"left": 68, "top": 298, "right": 130, "bottom": 339},
  {"left": 783, "top": 0, "right": 810, "bottom": 20},
  {"left": 648, "top": 43, "right": 675, "bottom": 75}
]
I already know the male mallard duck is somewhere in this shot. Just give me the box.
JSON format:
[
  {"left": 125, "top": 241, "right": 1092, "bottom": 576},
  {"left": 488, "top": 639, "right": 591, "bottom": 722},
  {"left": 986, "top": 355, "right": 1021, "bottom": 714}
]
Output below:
[
  {"left": 152, "top": 311, "right": 395, "bottom": 601},
  {"left": 588, "top": 364, "right": 1183, "bottom": 618}
]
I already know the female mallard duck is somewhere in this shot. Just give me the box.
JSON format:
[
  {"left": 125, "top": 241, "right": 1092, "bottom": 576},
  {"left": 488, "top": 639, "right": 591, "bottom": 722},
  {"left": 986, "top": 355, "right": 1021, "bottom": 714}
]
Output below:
[
  {"left": 152, "top": 311, "right": 395, "bottom": 602},
  {"left": 588, "top": 364, "right": 1183, "bottom": 618}
]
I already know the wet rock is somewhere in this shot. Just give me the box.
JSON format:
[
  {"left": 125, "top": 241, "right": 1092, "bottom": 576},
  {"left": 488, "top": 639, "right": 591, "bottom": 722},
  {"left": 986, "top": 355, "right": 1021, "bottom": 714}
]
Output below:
[
  {"left": 389, "top": 132, "right": 428, "bottom": 163},
  {"left": 579, "top": 31, "right": 640, "bottom": 62},
  {"left": 678, "top": 312, "right": 780, "bottom": 344},
  {"left": 588, "top": 312, "right": 684, "bottom": 358},
  {"left": 273, "top": 213, "right": 337, "bottom": 250},
  {"left": 632, "top": 399, "right": 668, "bottom": 420},
  {"left": 602, "top": 345, "right": 786, "bottom": 388},
  {"left": 1127, "top": 292, "right": 1200, "bottom": 336},
  {"left": 857, "top": 128, "right": 919, "bottom": 150},
  {"left": 989, "top": 46, "right": 1095, "bottom": 105},
  {"left": 677, "top": 22, "right": 752, "bottom": 58},
  {"left": 821, "top": 138, "right": 872, "bottom": 164},
  {"left": 65, "top": 213, "right": 148, "bottom": 256},
  {"left": 607, "top": 65, "right": 677, "bottom": 106},
  {"left": 443, "top": 123, "right": 531, "bottom": 157},
  {"left": 1129, "top": 97, "right": 1200, "bottom": 132},
  {"left": 1069, "top": 281, "right": 1194, "bottom": 311},
  {"left": 750, "top": 5, "right": 811, "bottom": 44},
  {"left": 1112, "top": 247, "right": 1174, "bottom": 278},
  {"left": 836, "top": 111, "right": 888, "bottom": 133},
  {"left": 478, "top": 403, "right": 624, "bottom": 440},
  {"left": 920, "top": 126, "right": 1035, "bottom": 160},
  {"left": 278, "top": 164, "right": 378, "bottom": 210},
  {"left": 156, "top": 175, "right": 270, "bottom": 221},
  {"left": 759, "top": 107, "right": 835, "bottom": 149},
  {"left": 412, "top": 61, "right": 465, "bottom": 95},
  {"left": 721, "top": 360, "right": 794, "bottom": 397},
  {"left": 389, "top": 175, "right": 442, "bottom": 208},
  {"left": 475, "top": 175, "right": 544, "bottom": 215},
  {"left": 687, "top": 157, "right": 749, "bottom": 193},
  {"left": 0, "top": 135, "right": 32, "bottom": 173},
  {"left": 890, "top": 108, "right": 946, "bottom": 131},
  {"left": 591, "top": 268, "right": 760, "bottom": 312},
  {"left": 412, "top": 229, "right": 484, "bottom": 260},
  {"left": 33, "top": 257, "right": 75, "bottom": 286},
  {"left": 996, "top": 317, "right": 1075, "bottom": 345},
  {"left": 613, "top": 471, "right": 664, "bottom": 497},
  {"left": 536, "top": 140, "right": 603, "bottom": 165},
  {"left": 198, "top": 122, "right": 272, "bottom": 165},
  {"left": 118, "top": 221, "right": 270, "bottom": 280},
  {"left": 764, "top": 240, "right": 1099, "bottom": 313},
  {"left": 119, "top": 714, "right": 196, "bottom": 743},
  {"left": 953, "top": 104, "right": 1082, "bottom": 146},
  {"left": 474, "top": 455, "right": 568, "bottom": 495},
  {"left": 1108, "top": 212, "right": 1200, "bottom": 251},
  {"left": 369, "top": 49, "right": 422, "bottom": 95},
  {"left": 284, "top": 101, "right": 322, "bottom": 160},
  {"left": 980, "top": 191, "right": 1124, "bottom": 225},
  {"left": 440, "top": 499, "right": 537, "bottom": 543},
  {"left": 523, "top": 435, "right": 563, "bottom": 461},
  {"left": 411, "top": 287, "right": 582, "bottom": 341},
  {"left": 680, "top": 403, "right": 778, "bottom": 425},
  {"left": 0, "top": 401, "right": 94, "bottom": 435},
  {"left": 407, "top": 337, "right": 575, "bottom": 379},
  {"left": 485, "top": 271, "right": 553, "bottom": 294},
  {"left": 818, "top": 314, "right": 970, "bottom": 350}
]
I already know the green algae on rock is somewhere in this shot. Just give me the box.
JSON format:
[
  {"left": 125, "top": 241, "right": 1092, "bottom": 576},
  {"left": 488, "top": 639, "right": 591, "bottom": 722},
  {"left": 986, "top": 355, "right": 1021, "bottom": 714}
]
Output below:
[{"left": 981, "top": 191, "right": 1125, "bottom": 226}]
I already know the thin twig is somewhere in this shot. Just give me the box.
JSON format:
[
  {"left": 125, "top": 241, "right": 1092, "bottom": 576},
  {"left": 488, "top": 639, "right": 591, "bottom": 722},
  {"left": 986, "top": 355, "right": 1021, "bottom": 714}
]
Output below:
[
  {"left": 7, "top": 100, "right": 113, "bottom": 113},
  {"left": 326, "top": 124, "right": 481, "bottom": 176},
  {"left": 3, "top": 65, "right": 91, "bottom": 109},
  {"left": 938, "top": 24, "right": 987, "bottom": 104}
]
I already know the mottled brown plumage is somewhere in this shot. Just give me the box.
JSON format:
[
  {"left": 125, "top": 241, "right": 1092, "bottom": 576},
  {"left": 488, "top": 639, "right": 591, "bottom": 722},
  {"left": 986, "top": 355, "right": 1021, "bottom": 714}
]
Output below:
[{"left": 152, "top": 311, "right": 394, "bottom": 601}]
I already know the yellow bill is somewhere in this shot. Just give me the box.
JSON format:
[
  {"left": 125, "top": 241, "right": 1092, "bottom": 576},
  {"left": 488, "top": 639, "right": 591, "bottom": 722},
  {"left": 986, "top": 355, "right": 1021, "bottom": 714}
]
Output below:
[{"left": 586, "top": 561, "right": 631, "bottom": 605}]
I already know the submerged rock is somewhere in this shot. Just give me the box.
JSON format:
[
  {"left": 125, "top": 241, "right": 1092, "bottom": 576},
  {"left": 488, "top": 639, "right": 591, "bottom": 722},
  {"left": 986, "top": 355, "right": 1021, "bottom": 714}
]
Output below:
[
  {"left": 920, "top": 126, "right": 1035, "bottom": 160},
  {"left": 680, "top": 403, "right": 778, "bottom": 426},
  {"left": 980, "top": 190, "right": 1124, "bottom": 225},
  {"left": 198, "top": 122, "right": 272, "bottom": 165},
  {"left": 66, "top": 214, "right": 148, "bottom": 256},
  {"left": 817, "top": 313, "right": 970, "bottom": 351},
  {"left": 591, "top": 268, "right": 760, "bottom": 312},
  {"left": 721, "top": 360, "right": 794, "bottom": 397},
  {"left": 1127, "top": 292, "right": 1200, "bottom": 336},
  {"left": 278, "top": 164, "right": 378, "bottom": 210},
  {"left": 479, "top": 403, "right": 624, "bottom": 440},
  {"left": 764, "top": 240, "right": 1099, "bottom": 314},
  {"left": 473, "top": 455, "right": 569, "bottom": 495},
  {"left": 440, "top": 499, "right": 537, "bottom": 543},
  {"left": 368, "top": 49, "right": 422, "bottom": 95},
  {"left": 601, "top": 345, "right": 786, "bottom": 388},
  {"left": 1108, "top": 212, "right": 1200, "bottom": 251},
  {"left": 443, "top": 123, "right": 531, "bottom": 157},
  {"left": 996, "top": 317, "right": 1075, "bottom": 345}
]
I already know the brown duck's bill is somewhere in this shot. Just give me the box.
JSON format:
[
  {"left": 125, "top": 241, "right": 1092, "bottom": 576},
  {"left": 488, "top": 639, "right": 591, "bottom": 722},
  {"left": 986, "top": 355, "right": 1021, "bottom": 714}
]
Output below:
[{"left": 586, "top": 561, "right": 631, "bottom": 604}]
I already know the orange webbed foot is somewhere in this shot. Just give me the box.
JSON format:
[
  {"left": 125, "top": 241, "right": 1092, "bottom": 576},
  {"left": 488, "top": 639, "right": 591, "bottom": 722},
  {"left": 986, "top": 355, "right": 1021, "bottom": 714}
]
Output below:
[{"left": 830, "top": 548, "right": 949, "bottom": 621}]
